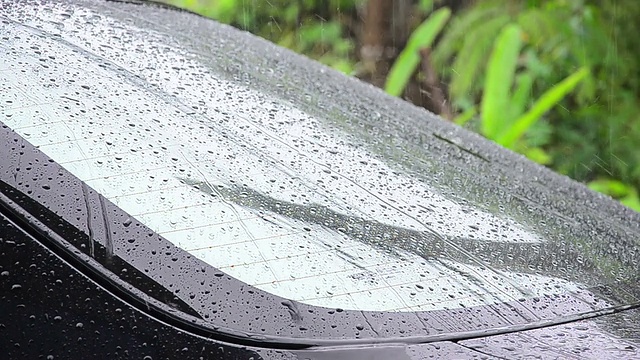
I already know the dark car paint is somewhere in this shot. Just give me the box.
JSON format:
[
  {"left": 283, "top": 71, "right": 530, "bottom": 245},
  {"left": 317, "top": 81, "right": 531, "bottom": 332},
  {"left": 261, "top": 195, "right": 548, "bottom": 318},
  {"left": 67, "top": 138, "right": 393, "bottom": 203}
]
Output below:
[
  {"left": 1, "top": 0, "right": 639, "bottom": 358},
  {"left": 2, "top": 202, "right": 638, "bottom": 360}
]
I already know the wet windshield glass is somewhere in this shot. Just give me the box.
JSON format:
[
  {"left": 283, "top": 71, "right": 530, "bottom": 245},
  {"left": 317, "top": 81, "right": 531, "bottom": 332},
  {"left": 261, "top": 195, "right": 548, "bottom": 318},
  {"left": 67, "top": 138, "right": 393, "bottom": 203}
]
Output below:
[{"left": 1, "top": 0, "right": 638, "bottom": 323}]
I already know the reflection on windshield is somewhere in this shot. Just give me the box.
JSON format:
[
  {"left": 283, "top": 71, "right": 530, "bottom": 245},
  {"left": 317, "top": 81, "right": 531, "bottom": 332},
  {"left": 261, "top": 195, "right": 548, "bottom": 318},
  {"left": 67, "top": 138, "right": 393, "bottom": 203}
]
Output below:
[{"left": 1, "top": 3, "right": 631, "bottom": 313}]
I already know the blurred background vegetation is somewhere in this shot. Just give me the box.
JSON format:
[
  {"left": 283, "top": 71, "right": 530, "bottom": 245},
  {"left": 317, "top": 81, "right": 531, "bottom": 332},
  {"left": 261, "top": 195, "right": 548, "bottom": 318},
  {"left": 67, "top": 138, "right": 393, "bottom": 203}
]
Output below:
[{"left": 164, "top": 0, "right": 639, "bottom": 212}]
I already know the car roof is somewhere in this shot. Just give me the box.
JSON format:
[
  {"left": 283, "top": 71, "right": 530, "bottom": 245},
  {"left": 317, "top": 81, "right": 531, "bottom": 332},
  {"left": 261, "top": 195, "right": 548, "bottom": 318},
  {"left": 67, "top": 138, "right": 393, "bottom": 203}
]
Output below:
[{"left": 1, "top": 0, "right": 639, "bottom": 346}]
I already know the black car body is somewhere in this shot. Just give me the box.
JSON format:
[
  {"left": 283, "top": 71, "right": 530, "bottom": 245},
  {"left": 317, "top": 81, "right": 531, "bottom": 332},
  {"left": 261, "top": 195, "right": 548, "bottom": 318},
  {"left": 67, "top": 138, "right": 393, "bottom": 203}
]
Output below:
[{"left": 1, "top": 0, "right": 639, "bottom": 359}]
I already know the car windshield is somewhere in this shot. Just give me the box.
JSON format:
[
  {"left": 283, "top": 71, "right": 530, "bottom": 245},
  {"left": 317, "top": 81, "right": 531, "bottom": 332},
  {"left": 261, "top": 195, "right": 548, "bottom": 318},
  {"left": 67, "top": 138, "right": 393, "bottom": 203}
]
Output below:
[{"left": 1, "top": 0, "right": 638, "bottom": 342}]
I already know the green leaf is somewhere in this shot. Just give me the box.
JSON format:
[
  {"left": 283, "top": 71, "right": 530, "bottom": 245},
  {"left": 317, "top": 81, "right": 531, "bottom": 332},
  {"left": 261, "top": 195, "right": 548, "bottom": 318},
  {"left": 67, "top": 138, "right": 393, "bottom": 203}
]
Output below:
[
  {"left": 517, "top": 8, "right": 560, "bottom": 48},
  {"left": 432, "top": 5, "right": 502, "bottom": 67},
  {"left": 497, "top": 66, "right": 589, "bottom": 147},
  {"left": 454, "top": 106, "right": 476, "bottom": 126},
  {"left": 588, "top": 178, "right": 631, "bottom": 198},
  {"left": 481, "top": 24, "right": 523, "bottom": 139},
  {"left": 508, "top": 72, "right": 534, "bottom": 123},
  {"left": 524, "top": 147, "right": 552, "bottom": 165},
  {"left": 385, "top": 8, "right": 451, "bottom": 97},
  {"left": 621, "top": 190, "right": 640, "bottom": 212},
  {"left": 449, "top": 15, "right": 510, "bottom": 99},
  {"left": 283, "top": 3, "right": 300, "bottom": 24},
  {"left": 418, "top": 0, "right": 434, "bottom": 13}
]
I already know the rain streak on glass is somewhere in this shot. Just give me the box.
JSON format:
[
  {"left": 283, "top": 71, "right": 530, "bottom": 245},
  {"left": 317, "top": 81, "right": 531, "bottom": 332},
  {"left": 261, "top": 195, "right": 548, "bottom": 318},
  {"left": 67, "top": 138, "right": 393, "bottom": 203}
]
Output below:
[{"left": 0, "top": 3, "right": 608, "bottom": 313}]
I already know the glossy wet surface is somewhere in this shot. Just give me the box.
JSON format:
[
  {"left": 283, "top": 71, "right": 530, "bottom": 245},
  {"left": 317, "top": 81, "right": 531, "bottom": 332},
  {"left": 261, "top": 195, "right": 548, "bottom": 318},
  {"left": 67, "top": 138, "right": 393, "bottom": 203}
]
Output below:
[{"left": 1, "top": 0, "right": 639, "bottom": 342}]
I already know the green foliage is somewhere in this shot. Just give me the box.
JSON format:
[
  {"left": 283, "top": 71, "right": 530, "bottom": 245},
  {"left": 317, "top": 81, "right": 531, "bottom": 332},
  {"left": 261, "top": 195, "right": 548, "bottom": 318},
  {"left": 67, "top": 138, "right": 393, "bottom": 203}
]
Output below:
[
  {"left": 430, "top": 21, "right": 588, "bottom": 166},
  {"left": 497, "top": 67, "right": 589, "bottom": 148},
  {"left": 448, "top": 14, "right": 510, "bottom": 102},
  {"left": 384, "top": 7, "right": 451, "bottom": 97},
  {"left": 386, "top": 15, "right": 587, "bottom": 164},
  {"left": 166, "top": 0, "right": 361, "bottom": 73}
]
